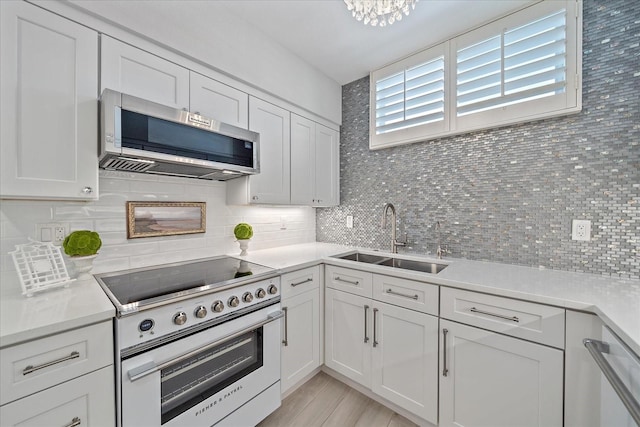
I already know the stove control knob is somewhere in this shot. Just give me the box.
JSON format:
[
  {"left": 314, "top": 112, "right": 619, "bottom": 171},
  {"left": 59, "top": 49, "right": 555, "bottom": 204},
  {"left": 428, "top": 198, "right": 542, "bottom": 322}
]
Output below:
[
  {"left": 228, "top": 296, "right": 240, "bottom": 308},
  {"left": 267, "top": 284, "right": 278, "bottom": 295},
  {"left": 242, "top": 292, "right": 254, "bottom": 303},
  {"left": 173, "top": 311, "right": 187, "bottom": 325},
  {"left": 255, "top": 288, "right": 266, "bottom": 299},
  {"left": 194, "top": 306, "right": 207, "bottom": 318},
  {"left": 212, "top": 300, "right": 224, "bottom": 313}
]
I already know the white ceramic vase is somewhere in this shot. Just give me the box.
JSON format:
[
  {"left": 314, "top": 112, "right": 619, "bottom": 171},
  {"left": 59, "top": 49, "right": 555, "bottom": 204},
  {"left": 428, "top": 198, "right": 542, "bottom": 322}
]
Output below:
[
  {"left": 70, "top": 254, "right": 98, "bottom": 280},
  {"left": 237, "top": 239, "right": 250, "bottom": 256}
]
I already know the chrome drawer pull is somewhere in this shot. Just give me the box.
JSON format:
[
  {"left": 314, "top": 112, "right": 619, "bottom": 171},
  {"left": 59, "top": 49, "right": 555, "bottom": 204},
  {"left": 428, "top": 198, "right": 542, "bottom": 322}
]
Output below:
[
  {"left": 282, "top": 307, "right": 289, "bottom": 346},
  {"left": 364, "top": 305, "right": 370, "bottom": 343},
  {"left": 373, "top": 308, "right": 379, "bottom": 348},
  {"left": 584, "top": 338, "right": 640, "bottom": 425},
  {"left": 291, "top": 278, "right": 313, "bottom": 287},
  {"left": 335, "top": 276, "right": 359, "bottom": 286},
  {"left": 23, "top": 351, "right": 80, "bottom": 375},
  {"left": 386, "top": 288, "right": 418, "bottom": 300},
  {"left": 469, "top": 307, "right": 519, "bottom": 323},
  {"left": 442, "top": 328, "right": 449, "bottom": 377},
  {"left": 64, "top": 417, "right": 81, "bottom": 427}
]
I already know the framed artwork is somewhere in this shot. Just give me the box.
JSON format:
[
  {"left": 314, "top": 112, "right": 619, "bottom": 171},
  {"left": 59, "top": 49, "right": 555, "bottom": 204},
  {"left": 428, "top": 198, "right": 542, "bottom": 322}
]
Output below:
[{"left": 126, "top": 201, "right": 206, "bottom": 239}]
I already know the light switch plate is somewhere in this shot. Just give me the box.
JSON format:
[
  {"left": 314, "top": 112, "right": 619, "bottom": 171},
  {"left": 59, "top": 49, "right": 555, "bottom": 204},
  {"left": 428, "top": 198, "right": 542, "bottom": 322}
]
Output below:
[{"left": 36, "top": 222, "right": 68, "bottom": 245}]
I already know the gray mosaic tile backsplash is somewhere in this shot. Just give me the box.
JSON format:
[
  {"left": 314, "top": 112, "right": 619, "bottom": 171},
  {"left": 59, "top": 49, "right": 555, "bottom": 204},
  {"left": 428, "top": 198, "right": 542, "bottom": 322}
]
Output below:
[{"left": 317, "top": 0, "right": 639, "bottom": 279}]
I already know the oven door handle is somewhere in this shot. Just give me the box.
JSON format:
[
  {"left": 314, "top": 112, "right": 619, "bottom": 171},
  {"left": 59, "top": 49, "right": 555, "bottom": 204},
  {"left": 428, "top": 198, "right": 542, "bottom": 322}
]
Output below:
[{"left": 127, "top": 310, "right": 284, "bottom": 382}]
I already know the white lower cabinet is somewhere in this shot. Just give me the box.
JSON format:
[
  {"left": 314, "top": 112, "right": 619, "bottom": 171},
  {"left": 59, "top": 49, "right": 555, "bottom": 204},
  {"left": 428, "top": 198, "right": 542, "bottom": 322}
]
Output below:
[
  {"left": 280, "top": 266, "right": 322, "bottom": 394},
  {"left": 0, "top": 365, "right": 114, "bottom": 427},
  {"left": 281, "top": 288, "right": 321, "bottom": 393},
  {"left": 325, "top": 286, "right": 438, "bottom": 424},
  {"left": 439, "top": 319, "right": 564, "bottom": 427}
]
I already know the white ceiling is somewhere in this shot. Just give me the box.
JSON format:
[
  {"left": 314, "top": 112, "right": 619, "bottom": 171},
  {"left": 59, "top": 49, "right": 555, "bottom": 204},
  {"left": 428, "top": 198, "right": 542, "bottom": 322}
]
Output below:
[{"left": 69, "top": 0, "right": 535, "bottom": 85}]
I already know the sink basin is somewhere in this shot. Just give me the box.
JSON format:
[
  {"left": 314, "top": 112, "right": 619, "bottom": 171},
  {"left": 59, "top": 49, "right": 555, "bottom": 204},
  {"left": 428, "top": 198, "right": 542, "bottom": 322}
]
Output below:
[
  {"left": 379, "top": 257, "right": 447, "bottom": 274},
  {"left": 337, "top": 252, "right": 390, "bottom": 264},
  {"left": 333, "top": 252, "right": 447, "bottom": 274}
]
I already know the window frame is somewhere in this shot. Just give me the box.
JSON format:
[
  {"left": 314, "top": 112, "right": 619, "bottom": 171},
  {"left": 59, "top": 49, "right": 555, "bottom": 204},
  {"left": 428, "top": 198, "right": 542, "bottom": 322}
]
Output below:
[{"left": 369, "top": 0, "right": 582, "bottom": 150}]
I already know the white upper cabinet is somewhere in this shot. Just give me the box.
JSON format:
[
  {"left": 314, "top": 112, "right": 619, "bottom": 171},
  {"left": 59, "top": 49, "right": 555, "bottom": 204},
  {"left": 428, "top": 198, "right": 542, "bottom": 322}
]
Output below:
[
  {"left": 0, "top": 1, "right": 99, "bottom": 200},
  {"left": 228, "top": 97, "right": 290, "bottom": 204},
  {"left": 313, "top": 123, "right": 339, "bottom": 206},
  {"left": 290, "top": 114, "right": 339, "bottom": 206},
  {"left": 189, "top": 72, "right": 249, "bottom": 129},
  {"left": 100, "top": 36, "right": 189, "bottom": 110}
]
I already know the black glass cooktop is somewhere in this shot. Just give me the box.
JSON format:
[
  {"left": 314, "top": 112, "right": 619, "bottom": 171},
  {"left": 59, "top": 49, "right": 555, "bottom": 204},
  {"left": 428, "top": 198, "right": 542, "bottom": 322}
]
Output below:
[{"left": 96, "top": 256, "right": 275, "bottom": 308}]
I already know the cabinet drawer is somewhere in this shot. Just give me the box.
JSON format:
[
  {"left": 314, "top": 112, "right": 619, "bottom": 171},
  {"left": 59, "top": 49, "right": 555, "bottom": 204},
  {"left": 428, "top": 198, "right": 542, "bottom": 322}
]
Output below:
[
  {"left": 440, "top": 287, "right": 565, "bottom": 348},
  {"left": 373, "top": 274, "right": 438, "bottom": 316},
  {"left": 281, "top": 266, "right": 320, "bottom": 298},
  {"left": 0, "top": 321, "right": 113, "bottom": 405},
  {"left": 0, "top": 365, "right": 115, "bottom": 427},
  {"left": 325, "top": 265, "right": 373, "bottom": 298}
]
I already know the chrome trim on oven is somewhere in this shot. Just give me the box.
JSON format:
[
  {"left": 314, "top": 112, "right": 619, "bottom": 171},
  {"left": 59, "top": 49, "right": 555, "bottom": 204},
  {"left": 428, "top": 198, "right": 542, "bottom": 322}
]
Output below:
[
  {"left": 120, "top": 297, "right": 280, "bottom": 359},
  {"left": 128, "top": 310, "right": 284, "bottom": 382}
]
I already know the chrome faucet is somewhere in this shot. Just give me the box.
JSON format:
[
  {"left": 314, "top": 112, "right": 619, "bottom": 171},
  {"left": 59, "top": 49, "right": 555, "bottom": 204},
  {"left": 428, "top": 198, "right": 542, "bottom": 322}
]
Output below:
[
  {"left": 381, "top": 203, "right": 407, "bottom": 253},
  {"left": 436, "top": 221, "right": 450, "bottom": 259}
]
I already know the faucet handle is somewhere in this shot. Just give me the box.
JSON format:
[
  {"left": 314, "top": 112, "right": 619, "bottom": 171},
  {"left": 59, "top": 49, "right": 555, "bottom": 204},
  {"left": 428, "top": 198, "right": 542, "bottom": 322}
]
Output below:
[{"left": 394, "top": 233, "right": 408, "bottom": 248}]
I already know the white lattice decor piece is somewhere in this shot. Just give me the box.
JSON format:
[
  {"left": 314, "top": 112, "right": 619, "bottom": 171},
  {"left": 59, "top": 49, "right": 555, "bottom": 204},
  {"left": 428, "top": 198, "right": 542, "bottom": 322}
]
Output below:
[{"left": 10, "top": 240, "right": 75, "bottom": 297}]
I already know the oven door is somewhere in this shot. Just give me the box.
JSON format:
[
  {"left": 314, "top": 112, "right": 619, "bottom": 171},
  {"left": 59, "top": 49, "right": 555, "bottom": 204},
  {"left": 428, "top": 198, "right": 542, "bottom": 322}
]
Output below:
[{"left": 120, "top": 305, "right": 282, "bottom": 427}]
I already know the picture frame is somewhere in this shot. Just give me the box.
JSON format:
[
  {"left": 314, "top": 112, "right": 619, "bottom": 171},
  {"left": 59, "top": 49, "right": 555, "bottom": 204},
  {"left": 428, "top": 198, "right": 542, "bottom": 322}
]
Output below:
[{"left": 126, "top": 201, "right": 206, "bottom": 239}]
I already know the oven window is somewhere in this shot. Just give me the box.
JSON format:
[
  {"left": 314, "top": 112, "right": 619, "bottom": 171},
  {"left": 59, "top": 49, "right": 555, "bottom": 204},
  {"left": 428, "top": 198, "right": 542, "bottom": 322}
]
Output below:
[{"left": 160, "top": 328, "right": 263, "bottom": 424}]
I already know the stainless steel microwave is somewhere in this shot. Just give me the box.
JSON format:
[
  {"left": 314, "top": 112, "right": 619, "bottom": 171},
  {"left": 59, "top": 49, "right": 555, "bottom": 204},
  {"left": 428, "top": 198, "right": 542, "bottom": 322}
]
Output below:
[{"left": 99, "top": 89, "right": 260, "bottom": 180}]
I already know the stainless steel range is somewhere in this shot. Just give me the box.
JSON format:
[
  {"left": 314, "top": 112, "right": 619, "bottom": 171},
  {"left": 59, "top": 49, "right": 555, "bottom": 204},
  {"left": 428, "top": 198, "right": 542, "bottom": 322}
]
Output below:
[{"left": 95, "top": 256, "right": 282, "bottom": 427}]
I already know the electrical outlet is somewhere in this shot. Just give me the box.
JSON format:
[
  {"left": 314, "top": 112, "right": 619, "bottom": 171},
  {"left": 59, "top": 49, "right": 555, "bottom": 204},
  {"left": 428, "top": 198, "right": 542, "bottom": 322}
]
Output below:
[
  {"left": 36, "top": 222, "right": 68, "bottom": 245},
  {"left": 346, "top": 215, "right": 354, "bottom": 229},
  {"left": 572, "top": 219, "right": 591, "bottom": 241}
]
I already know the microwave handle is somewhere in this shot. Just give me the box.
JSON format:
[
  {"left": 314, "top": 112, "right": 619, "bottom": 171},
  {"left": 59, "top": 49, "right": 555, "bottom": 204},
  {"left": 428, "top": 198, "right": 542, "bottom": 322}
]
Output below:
[{"left": 128, "top": 310, "right": 284, "bottom": 382}]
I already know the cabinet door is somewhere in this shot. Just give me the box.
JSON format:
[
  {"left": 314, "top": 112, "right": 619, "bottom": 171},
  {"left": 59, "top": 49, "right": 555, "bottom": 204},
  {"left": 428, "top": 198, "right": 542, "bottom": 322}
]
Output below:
[
  {"left": 325, "top": 288, "right": 371, "bottom": 388},
  {"left": 281, "top": 289, "right": 320, "bottom": 393},
  {"left": 248, "top": 97, "right": 290, "bottom": 204},
  {"left": 371, "top": 301, "right": 438, "bottom": 424},
  {"left": 190, "top": 72, "right": 248, "bottom": 128},
  {"left": 101, "top": 36, "right": 189, "bottom": 109},
  {"left": 0, "top": 365, "right": 114, "bottom": 427},
  {"left": 290, "top": 113, "right": 315, "bottom": 205},
  {"left": 314, "top": 124, "right": 339, "bottom": 207},
  {"left": 439, "top": 319, "right": 563, "bottom": 427},
  {"left": 0, "top": 1, "right": 98, "bottom": 200}
]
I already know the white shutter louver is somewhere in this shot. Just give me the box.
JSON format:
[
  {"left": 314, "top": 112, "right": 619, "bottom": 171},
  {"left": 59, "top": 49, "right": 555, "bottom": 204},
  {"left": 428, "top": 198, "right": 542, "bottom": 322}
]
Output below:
[
  {"left": 457, "top": 9, "right": 567, "bottom": 117},
  {"left": 375, "top": 56, "right": 445, "bottom": 135}
]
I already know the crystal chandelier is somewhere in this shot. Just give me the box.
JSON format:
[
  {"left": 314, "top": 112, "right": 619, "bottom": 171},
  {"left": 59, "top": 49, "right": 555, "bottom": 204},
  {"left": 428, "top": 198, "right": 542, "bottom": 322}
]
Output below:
[{"left": 344, "top": 0, "right": 418, "bottom": 27}]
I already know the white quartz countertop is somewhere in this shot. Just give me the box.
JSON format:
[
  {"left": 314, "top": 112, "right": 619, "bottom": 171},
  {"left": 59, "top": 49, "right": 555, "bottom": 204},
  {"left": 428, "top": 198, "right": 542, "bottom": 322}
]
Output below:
[
  {"left": 0, "top": 277, "right": 115, "bottom": 348},
  {"left": 2, "top": 241, "right": 637, "bottom": 356},
  {"left": 241, "top": 242, "right": 640, "bottom": 356}
]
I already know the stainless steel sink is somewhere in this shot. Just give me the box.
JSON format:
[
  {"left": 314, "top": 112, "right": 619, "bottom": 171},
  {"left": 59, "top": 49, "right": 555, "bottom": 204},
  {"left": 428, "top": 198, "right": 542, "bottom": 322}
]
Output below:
[
  {"left": 333, "top": 252, "right": 447, "bottom": 274},
  {"left": 379, "top": 257, "right": 447, "bottom": 274},
  {"left": 337, "top": 252, "right": 390, "bottom": 264}
]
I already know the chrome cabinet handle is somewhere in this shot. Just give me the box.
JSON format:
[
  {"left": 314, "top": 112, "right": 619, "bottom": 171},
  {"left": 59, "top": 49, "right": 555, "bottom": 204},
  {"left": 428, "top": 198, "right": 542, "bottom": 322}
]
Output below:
[
  {"left": 128, "top": 310, "right": 284, "bottom": 382},
  {"left": 470, "top": 307, "right": 519, "bottom": 323},
  {"left": 373, "top": 308, "right": 379, "bottom": 348},
  {"left": 442, "top": 328, "right": 449, "bottom": 377},
  {"left": 364, "top": 305, "right": 370, "bottom": 343},
  {"left": 23, "top": 351, "right": 80, "bottom": 375},
  {"left": 81, "top": 186, "right": 93, "bottom": 195},
  {"left": 386, "top": 288, "right": 419, "bottom": 300},
  {"left": 584, "top": 338, "right": 640, "bottom": 425},
  {"left": 64, "top": 417, "right": 81, "bottom": 427},
  {"left": 291, "top": 277, "right": 313, "bottom": 287},
  {"left": 282, "top": 307, "right": 288, "bottom": 346},
  {"left": 335, "top": 276, "right": 359, "bottom": 286}
]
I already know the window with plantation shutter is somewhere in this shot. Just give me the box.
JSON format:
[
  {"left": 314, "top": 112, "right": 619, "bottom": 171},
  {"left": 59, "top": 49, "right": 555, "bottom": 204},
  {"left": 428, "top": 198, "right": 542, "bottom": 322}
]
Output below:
[
  {"left": 457, "top": 9, "right": 568, "bottom": 117},
  {"left": 375, "top": 56, "right": 445, "bottom": 134},
  {"left": 369, "top": 0, "right": 580, "bottom": 150}
]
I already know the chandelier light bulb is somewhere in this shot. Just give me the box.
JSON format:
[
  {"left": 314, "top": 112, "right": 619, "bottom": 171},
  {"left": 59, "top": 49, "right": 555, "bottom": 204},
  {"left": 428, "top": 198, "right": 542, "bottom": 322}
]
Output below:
[{"left": 344, "top": 0, "right": 418, "bottom": 27}]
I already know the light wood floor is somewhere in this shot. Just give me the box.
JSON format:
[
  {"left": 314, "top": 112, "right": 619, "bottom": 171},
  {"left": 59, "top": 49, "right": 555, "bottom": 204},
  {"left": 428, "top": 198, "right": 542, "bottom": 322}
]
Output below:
[{"left": 258, "top": 372, "right": 418, "bottom": 427}]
